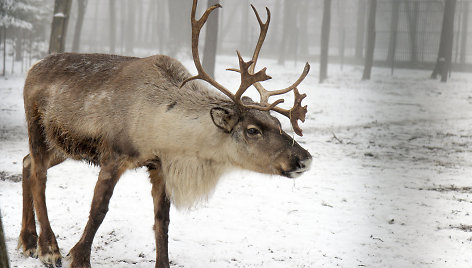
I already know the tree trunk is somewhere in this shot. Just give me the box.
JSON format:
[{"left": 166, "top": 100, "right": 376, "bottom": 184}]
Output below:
[
  {"left": 15, "top": 33, "right": 23, "bottom": 61},
  {"left": 157, "top": 0, "right": 166, "bottom": 54},
  {"left": 72, "top": 0, "right": 87, "bottom": 52},
  {"left": 202, "top": 0, "right": 220, "bottom": 78},
  {"left": 431, "top": 0, "right": 457, "bottom": 82},
  {"left": 319, "top": 0, "right": 331, "bottom": 83},
  {"left": 0, "top": 211, "right": 9, "bottom": 268},
  {"left": 167, "top": 0, "right": 190, "bottom": 56},
  {"left": 387, "top": 0, "right": 399, "bottom": 66},
  {"left": 299, "top": 0, "right": 309, "bottom": 59},
  {"left": 239, "top": 0, "right": 249, "bottom": 55},
  {"left": 125, "top": 0, "right": 135, "bottom": 55},
  {"left": 460, "top": 1, "right": 469, "bottom": 64},
  {"left": 2, "top": 27, "right": 6, "bottom": 76},
  {"left": 405, "top": 1, "right": 419, "bottom": 64},
  {"left": 109, "top": 0, "right": 116, "bottom": 53},
  {"left": 49, "top": 0, "right": 73, "bottom": 54},
  {"left": 362, "top": 0, "right": 376, "bottom": 80},
  {"left": 355, "top": 0, "right": 366, "bottom": 59},
  {"left": 278, "top": 0, "right": 292, "bottom": 65},
  {"left": 337, "top": 0, "right": 345, "bottom": 70}
]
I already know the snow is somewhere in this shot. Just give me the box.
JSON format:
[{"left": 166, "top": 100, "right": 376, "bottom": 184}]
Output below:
[
  {"left": 54, "top": 12, "right": 65, "bottom": 18},
  {"left": 1, "top": 58, "right": 472, "bottom": 267}
]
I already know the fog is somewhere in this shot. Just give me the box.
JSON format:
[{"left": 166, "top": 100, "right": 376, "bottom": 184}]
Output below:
[{"left": 2, "top": 0, "right": 471, "bottom": 76}]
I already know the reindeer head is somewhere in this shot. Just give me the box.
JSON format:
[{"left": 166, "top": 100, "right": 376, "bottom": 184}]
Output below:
[{"left": 182, "top": 0, "right": 312, "bottom": 178}]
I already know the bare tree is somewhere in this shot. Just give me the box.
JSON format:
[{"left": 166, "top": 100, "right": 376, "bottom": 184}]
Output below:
[
  {"left": 299, "top": 0, "right": 309, "bottom": 60},
  {"left": 405, "top": 1, "right": 419, "bottom": 64},
  {"left": 337, "top": 0, "right": 346, "bottom": 69},
  {"left": 125, "top": 0, "right": 135, "bottom": 55},
  {"left": 319, "top": 0, "right": 331, "bottom": 83},
  {"left": 239, "top": 0, "right": 249, "bottom": 54},
  {"left": 355, "top": 0, "right": 366, "bottom": 59},
  {"left": 71, "top": 0, "right": 87, "bottom": 52},
  {"left": 387, "top": 0, "right": 400, "bottom": 71},
  {"left": 167, "top": 0, "right": 190, "bottom": 56},
  {"left": 49, "top": 0, "right": 73, "bottom": 54},
  {"left": 460, "top": 1, "right": 469, "bottom": 64},
  {"left": 0, "top": 211, "right": 9, "bottom": 268},
  {"left": 109, "top": 0, "right": 116, "bottom": 53},
  {"left": 362, "top": 0, "right": 376, "bottom": 80},
  {"left": 2, "top": 27, "right": 6, "bottom": 76},
  {"left": 431, "top": 0, "right": 457, "bottom": 82},
  {"left": 278, "top": 0, "right": 294, "bottom": 64},
  {"left": 202, "top": 0, "right": 220, "bottom": 78}
]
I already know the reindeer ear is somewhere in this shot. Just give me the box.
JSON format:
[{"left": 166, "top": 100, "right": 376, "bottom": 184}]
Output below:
[{"left": 210, "top": 107, "right": 239, "bottom": 133}]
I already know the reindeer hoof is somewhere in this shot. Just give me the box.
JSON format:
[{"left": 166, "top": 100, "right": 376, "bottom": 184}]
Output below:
[
  {"left": 37, "top": 243, "right": 62, "bottom": 267},
  {"left": 18, "top": 231, "right": 38, "bottom": 258},
  {"left": 66, "top": 245, "right": 92, "bottom": 268}
]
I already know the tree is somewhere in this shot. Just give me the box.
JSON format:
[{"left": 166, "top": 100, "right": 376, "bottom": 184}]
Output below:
[
  {"left": 0, "top": 211, "right": 9, "bottom": 268},
  {"left": 355, "top": 0, "right": 366, "bottom": 59},
  {"left": 336, "top": 0, "right": 346, "bottom": 69},
  {"left": 71, "top": 0, "right": 87, "bottom": 52},
  {"left": 239, "top": 0, "right": 249, "bottom": 55},
  {"left": 278, "top": 0, "right": 295, "bottom": 65},
  {"left": 319, "top": 0, "right": 331, "bottom": 83},
  {"left": 298, "top": 0, "right": 309, "bottom": 60},
  {"left": 49, "top": 0, "right": 72, "bottom": 54},
  {"left": 362, "top": 0, "right": 376, "bottom": 80},
  {"left": 109, "top": 0, "right": 116, "bottom": 53},
  {"left": 125, "top": 0, "right": 135, "bottom": 55},
  {"left": 1, "top": 0, "right": 40, "bottom": 75},
  {"left": 167, "top": 0, "right": 190, "bottom": 56},
  {"left": 386, "top": 0, "right": 400, "bottom": 72},
  {"left": 405, "top": 1, "right": 419, "bottom": 64},
  {"left": 431, "top": 0, "right": 457, "bottom": 82},
  {"left": 202, "top": 0, "right": 220, "bottom": 78},
  {"left": 460, "top": 1, "right": 469, "bottom": 64}
]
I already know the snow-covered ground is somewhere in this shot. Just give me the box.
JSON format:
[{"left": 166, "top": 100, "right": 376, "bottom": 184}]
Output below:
[{"left": 1, "top": 57, "right": 472, "bottom": 267}]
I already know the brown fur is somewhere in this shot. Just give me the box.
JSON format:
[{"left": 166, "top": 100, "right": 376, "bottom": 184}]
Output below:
[{"left": 19, "top": 52, "right": 312, "bottom": 267}]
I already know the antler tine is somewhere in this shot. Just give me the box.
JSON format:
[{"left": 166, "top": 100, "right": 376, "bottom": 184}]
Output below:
[
  {"left": 248, "top": 5, "right": 271, "bottom": 75},
  {"left": 182, "top": 1, "right": 310, "bottom": 136},
  {"left": 180, "top": 0, "right": 235, "bottom": 102},
  {"left": 261, "top": 62, "right": 310, "bottom": 100},
  {"left": 272, "top": 88, "right": 308, "bottom": 136},
  {"left": 246, "top": 5, "right": 310, "bottom": 136}
]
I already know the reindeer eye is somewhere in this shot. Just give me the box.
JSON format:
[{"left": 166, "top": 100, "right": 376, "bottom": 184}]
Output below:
[{"left": 246, "top": 126, "right": 262, "bottom": 136}]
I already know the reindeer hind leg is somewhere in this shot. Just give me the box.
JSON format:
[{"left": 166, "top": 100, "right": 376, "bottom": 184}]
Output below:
[
  {"left": 24, "top": 114, "right": 66, "bottom": 267},
  {"left": 18, "top": 153, "right": 38, "bottom": 258}
]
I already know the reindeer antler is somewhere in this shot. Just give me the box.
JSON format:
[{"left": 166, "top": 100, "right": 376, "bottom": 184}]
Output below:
[{"left": 181, "top": 0, "right": 310, "bottom": 136}]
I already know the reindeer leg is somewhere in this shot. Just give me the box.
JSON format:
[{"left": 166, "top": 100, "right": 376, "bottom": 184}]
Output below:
[
  {"left": 18, "top": 154, "right": 38, "bottom": 258},
  {"left": 19, "top": 153, "right": 66, "bottom": 261},
  {"left": 68, "top": 160, "right": 126, "bottom": 268},
  {"left": 148, "top": 165, "right": 171, "bottom": 268},
  {"left": 30, "top": 154, "right": 63, "bottom": 267}
]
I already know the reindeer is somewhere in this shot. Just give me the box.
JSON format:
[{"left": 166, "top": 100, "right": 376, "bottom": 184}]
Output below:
[{"left": 18, "top": 0, "right": 312, "bottom": 267}]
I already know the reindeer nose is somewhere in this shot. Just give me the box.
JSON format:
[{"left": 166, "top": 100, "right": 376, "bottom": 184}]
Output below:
[{"left": 296, "top": 156, "right": 312, "bottom": 171}]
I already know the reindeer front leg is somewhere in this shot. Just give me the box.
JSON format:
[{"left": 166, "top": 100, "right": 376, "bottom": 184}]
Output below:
[
  {"left": 68, "top": 160, "right": 127, "bottom": 267},
  {"left": 148, "top": 166, "right": 171, "bottom": 268}
]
